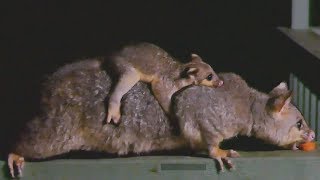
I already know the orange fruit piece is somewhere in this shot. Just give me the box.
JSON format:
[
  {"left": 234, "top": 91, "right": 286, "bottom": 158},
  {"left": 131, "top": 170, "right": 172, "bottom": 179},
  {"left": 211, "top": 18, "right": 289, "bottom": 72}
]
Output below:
[{"left": 298, "top": 142, "right": 317, "bottom": 151}]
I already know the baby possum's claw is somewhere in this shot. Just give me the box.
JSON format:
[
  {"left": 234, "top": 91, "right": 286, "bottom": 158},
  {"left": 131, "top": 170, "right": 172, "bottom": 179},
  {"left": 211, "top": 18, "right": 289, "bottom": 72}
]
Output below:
[
  {"left": 8, "top": 153, "right": 25, "bottom": 178},
  {"left": 106, "top": 103, "right": 121, "bottom": 124}
]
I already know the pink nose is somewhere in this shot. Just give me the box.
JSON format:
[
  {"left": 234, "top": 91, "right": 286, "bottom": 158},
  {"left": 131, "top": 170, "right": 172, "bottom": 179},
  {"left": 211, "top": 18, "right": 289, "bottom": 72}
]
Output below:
[
  {"left": 306, "top": 130, "right": 315, "bottom": 142},
  {"left": 218, "top": 80, "right": 224, "bottom": 87}
]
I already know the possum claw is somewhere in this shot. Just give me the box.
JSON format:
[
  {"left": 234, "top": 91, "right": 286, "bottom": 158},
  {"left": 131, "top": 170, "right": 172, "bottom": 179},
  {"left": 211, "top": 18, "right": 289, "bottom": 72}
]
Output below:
[
  {"left": 227, "top": 149, "right": 240, "bottom": 158},
  {"left": 215, "top": 157, "right": 225, "bottom": 172},
  {"left": 222, "top": 157, "right": 236, "bottom": 170},
  {"left": 215, "top": 156, "right": 237, "bottom": 172},
  {"left": 210, "top": 147, "right": 240, "bottom": 172},
  {"left": 106, "top": 113, "right": 121, "bottom": 124},
  {"left": 292, "top": 143, "right": 298, "bottom": 150},
  {"left": 106, "top": 104, "right": 121, "bottom": 124},
  {"left": 8, "top": 153, "right": 25, "bottom": 178}
]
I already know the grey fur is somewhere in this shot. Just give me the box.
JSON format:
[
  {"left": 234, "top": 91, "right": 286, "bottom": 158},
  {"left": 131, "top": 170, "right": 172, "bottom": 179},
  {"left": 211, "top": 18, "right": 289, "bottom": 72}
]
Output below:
[{"left": 11, "top": 59, "right": 313, "bottom": 160}]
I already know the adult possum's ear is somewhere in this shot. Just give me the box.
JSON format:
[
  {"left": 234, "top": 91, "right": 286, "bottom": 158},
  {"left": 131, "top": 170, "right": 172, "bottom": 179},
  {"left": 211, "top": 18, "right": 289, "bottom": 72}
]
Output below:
[
  {"left": 267, "top": 90, "right": 293, "bottom": 113},
  {"left": 190, "top": 53, "right": 203, "bottom": 62},
  {"left": 269, "top": 82, "right": 289, "bottom": 97}
]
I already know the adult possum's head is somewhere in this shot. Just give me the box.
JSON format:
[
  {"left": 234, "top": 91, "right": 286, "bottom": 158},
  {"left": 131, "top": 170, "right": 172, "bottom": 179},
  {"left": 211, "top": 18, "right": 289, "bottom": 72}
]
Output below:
[{"left": 254, "top": 82, "right": 315, "bottom": 150}]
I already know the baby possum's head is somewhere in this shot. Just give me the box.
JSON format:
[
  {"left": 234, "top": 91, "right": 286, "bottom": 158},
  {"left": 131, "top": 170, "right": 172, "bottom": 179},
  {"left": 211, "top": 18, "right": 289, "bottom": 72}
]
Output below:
[{"left": 184, "top": 54, "right": 223, "bottom": 88}]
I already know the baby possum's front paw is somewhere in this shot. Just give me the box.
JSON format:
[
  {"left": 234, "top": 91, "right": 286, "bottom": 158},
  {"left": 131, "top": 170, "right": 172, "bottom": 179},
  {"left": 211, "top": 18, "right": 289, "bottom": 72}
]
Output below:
[
  {"left": 106, "top": 103, "right": 121, "bottom": 124},
  {"left": 209, "top": 147, "right": 240, "bottom": 172}
]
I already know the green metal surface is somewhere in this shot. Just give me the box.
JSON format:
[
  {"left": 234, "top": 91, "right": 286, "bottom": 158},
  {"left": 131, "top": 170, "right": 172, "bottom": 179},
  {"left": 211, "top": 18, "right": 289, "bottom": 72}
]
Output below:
[{"left": 1, "top": 149, "right": 320, "bottom": 180}]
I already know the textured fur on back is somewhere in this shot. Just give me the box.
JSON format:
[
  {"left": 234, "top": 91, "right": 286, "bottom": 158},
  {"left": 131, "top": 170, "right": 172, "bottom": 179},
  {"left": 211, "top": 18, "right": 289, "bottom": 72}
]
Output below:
[
  {"left": 11, "top": 59, "right": 313, "bottom": 160},
  {"left": 12, "top": 59, "right": 186, "bottom": 159}
]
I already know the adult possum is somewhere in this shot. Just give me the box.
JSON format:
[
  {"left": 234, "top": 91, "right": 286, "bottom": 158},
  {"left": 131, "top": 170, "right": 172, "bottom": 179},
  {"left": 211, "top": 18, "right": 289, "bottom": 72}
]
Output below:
[{"left": 8, "top": 59, "right": 314, "bottom": 177}]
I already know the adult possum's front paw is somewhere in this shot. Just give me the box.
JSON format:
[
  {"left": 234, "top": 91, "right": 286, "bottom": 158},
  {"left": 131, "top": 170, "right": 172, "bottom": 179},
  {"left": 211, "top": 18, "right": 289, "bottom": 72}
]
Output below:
[
  {"left": 209, "top": 147, "right": 240, "bottom": 172},
  {"left": 8, "top": 153, "right": 25, "bottom": 178},
  {"left": 106, "top": 103, "right": 121, "bottom": 124},
  {"left": 227, "top": 149, "right": 240, "bottom": 158}
]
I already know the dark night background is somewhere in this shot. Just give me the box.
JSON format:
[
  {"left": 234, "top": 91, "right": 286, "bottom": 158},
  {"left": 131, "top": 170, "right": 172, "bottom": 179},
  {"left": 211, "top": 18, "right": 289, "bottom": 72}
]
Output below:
[{"left": 1, "top": 1, "right": 320, "bottom": 158}]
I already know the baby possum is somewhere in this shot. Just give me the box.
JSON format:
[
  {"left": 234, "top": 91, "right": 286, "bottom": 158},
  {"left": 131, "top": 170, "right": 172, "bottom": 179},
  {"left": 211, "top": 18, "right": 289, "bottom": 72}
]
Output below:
[
  {"left": 8, "top": 60, "right": 315, "bottom": 177},
  {"left": 104, "top": 42, "right": 223, "bottom": 124}
]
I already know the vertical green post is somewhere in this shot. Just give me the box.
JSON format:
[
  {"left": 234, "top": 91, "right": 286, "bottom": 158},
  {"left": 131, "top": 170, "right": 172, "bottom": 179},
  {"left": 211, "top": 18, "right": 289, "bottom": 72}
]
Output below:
[
  {"left": 298, "top": 81, "right": 304, "bottom": 112},
  {"left": 304, "top": 88, "right": 310, "bottom": 124},
  {"left": 292, "top": 74, "right": 298, "bottom": 105},
  {"left": 292, "top": 0, "right": 310, "bottom": 29},
  {"left": 317, "top": 100, "right": 320, "bottom": 140},
  {"left": 310, "top": 93, "right": 317, "bottom": 137}
]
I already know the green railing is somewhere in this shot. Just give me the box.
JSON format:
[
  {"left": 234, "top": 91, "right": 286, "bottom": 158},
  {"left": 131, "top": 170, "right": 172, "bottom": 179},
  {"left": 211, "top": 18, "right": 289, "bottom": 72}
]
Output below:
[{"left": 290, "top": 73, "right": 320, "bottom": 140}]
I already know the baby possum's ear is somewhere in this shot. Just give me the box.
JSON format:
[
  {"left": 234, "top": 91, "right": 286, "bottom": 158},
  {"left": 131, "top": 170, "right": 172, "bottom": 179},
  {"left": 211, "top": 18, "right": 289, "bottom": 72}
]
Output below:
[
  {"left": 186, "top": 67, "right": 199, "bottom": 75},
  {"left": 181, "top": 53, "right": 202, "bottom": 78},
  {"left": 181, "top": 67, "right": 199, "bottom": 78}
]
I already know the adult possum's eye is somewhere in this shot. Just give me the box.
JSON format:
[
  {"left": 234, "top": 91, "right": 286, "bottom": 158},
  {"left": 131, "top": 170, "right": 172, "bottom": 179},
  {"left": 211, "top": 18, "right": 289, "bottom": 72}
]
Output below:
[
  {"left": 206, "top": 74, "right": 213, "bottom": 81},
  {"left": 296, "top": 119, "right": 303, "bottom": 130}
]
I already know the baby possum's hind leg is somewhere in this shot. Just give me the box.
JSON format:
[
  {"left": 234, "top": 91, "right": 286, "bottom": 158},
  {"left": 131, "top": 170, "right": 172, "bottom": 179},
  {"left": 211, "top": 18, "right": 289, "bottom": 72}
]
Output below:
[
  {"left": 107, "top": 66, "right": 140, "bottom": 124},
  {"left": 8, "top": 153, "right": 25, "bottom": 178}
]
